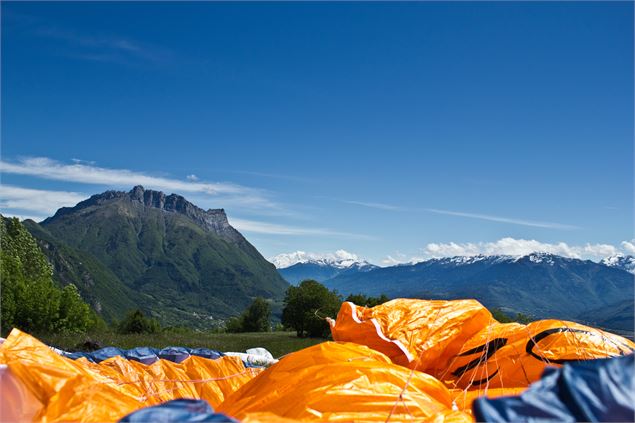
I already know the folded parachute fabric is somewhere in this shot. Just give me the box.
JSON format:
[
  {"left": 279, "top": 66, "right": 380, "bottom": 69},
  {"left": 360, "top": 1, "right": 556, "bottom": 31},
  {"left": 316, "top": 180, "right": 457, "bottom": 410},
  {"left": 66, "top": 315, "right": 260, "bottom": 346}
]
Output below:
[
  {"left": 223, "top": 348, "right": 278, "bottom": 368},
  {"left": 2, "top": 298, "right": 634, "bottom": 423},
  {"left": 61, "top": 346, "right": 276, "bottom": 368},
  {"left": 59, "top": 345, "right": 278, "bottom": 368},
  {"left": 118, "top": 399, "right": 238, "bottom": 422},
  {"left": 329, "top": 299, "right": 635, "bottom": 389},
  {"left": 2, "top": 331, "right": 472, "bottom": 422},
  {"left": 328, "top": 299, "right": 489, "bottom": 369},
  {"left": 218, "top": 341, "right": 473, "bottom": 422},
  {"left": 473, "top": 354, "right": 635, "bottom": 422},
  {"left": 0, "top": 329, "right": 261, "bottom": 422}
]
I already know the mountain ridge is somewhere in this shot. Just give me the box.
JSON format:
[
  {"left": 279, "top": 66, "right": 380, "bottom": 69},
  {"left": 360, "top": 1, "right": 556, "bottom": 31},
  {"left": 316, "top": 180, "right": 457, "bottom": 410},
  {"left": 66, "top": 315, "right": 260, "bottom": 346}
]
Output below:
[
  {"left": 278, "top": 260, "right": 378, "bottom": 285},
  {"left": 276, "top": 251, "right": 635, "bottom": 271},
  {"left": 27, "top": 186, "right": 289, "bottom": 328},
  {"left": 44, "top": 185, "right": 246, "bottom": 245},
  {"left": 601, "top": 254, "right": 635, "bottom": 274}
]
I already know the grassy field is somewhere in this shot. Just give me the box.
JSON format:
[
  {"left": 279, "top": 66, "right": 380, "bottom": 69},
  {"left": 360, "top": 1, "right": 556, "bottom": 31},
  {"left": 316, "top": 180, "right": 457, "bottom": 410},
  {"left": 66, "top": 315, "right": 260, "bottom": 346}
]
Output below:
[{"left": 39, "top": 331, "right": 325, "bottom": 358}]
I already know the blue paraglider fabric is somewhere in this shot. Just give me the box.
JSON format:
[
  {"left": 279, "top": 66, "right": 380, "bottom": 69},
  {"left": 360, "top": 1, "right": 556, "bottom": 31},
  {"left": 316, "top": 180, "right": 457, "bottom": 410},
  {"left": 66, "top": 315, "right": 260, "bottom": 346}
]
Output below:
[
  {"left": 118, "top": 399, "right": 238, "bottom": 422},
  {"left": 62, "top": 346, "right": 223, "bottom": 364},
  {"left": 473, "top": 353, "right": 635, "bottom": 422}
]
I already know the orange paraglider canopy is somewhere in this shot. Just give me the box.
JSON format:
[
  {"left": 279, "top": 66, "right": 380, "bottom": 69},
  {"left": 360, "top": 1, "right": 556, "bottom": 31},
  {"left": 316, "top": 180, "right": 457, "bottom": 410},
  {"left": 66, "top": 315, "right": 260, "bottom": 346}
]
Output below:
[
  {"left": 219, "top": 341, "right": 472, "bottom": 422},
  {"left": 329, "top": 299, "right": 635, "bottom": 390},
  {"left": 2, "top": 298, "right": 634, "bottom": 422},
  {"left": 0, "top": 329, "right": 260, "bottom": 422}
]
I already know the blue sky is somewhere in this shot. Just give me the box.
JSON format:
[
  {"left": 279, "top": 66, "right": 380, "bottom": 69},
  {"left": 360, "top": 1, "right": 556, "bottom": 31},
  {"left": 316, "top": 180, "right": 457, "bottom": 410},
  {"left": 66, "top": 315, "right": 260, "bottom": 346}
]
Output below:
[{"left": 1, "top": 1, "right": 633, "bottom": 265}]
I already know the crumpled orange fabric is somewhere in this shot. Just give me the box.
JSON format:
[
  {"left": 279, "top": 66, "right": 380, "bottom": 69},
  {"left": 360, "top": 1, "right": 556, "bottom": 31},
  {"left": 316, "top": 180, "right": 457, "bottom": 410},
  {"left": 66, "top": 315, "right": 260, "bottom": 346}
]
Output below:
[
  {"left": 0, "top": 329, "right": 260, "bottom": 422},
  {"left": 219, "top": 341, "right": 472, "bottom": 422},
  {"left": 4, "top": 297, "right": 635, "bottom": 423},
  {"left": 329, "top": 299, "right": 635, "bottom": 390}
]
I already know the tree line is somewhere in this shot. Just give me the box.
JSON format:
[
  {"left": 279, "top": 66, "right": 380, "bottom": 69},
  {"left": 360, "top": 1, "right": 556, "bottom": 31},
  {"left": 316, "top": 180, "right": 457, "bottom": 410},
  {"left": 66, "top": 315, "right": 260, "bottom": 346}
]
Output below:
[
  {"left": 115, "top": 282, "right": 389, "bottom": 337},
  {"left": 1, "top": 216, "right": 99, "bottom": 335}
]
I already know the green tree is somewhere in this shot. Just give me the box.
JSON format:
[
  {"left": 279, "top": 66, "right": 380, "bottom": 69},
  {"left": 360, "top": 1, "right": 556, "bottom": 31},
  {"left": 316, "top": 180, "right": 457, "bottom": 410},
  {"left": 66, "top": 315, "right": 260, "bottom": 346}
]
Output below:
[
  {"left": 282, "top": 280, "right": 341, "bottom": 338},
  {"left": 345, "top": 293, "right": 390, "bottom": 308},
  {"left": 225, "top": 316, "right": 244, "bottom": 333},
  {"left": 1, "top": 249, "right": 24, "bottom": 333},
  {"left": 0, "top": 216, "right": 97, "bottom": 335},
  {"left": 57, "top": 284, "right": 93, "bottom": 333},
  {"left": 225, "top": 297, "right": 271, "bottom": 333},
  {"left": 117, "top": 309, "right": 161, "bottom": 334},
  {"left": 491, "top": 308, "right": 533, "bottom": 324},
  {"left": 241, "top": 297, "right": 271, "bottom": 332}
]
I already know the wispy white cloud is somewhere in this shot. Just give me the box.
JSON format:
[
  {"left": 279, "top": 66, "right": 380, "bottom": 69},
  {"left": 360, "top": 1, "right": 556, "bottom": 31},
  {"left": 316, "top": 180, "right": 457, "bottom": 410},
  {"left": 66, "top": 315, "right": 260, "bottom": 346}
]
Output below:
[
  {"left": 229, "top": 217, "right": 373, "bottom": 240},
  {"left": 186, "top": 174, "right": 199, "bottom": 182},
  {"left": 2, "top": 157, "right": 240, "bottom": 193},
  {"left": 5, "top": 9, "right": 172, "bottom": 66},
  {"left": 343, "top": 200, "right": 404, "bottom": 211},
  {"left": 383, "top": 237, "right": 632, "bottom": 265},
  {"left": 71, "top": 158, "right": 96, "bottom": 165},
  {"left": 0, "top": 185, "right": 88, "bottom": 217},
  {"left": 0, "top": 157, "right": 279, "bottom": 210},
  {"left": 269, "top": 249, "right": 362, "bottom": 268},
  {"left": 34, "top": 26, "right": 172, "bottom": 65},
  {"left": 344, "top": 199, "right": 578, "bottom": 230},
  {"left": 422, "top": 208, "right": 580, "bottom": 230}
]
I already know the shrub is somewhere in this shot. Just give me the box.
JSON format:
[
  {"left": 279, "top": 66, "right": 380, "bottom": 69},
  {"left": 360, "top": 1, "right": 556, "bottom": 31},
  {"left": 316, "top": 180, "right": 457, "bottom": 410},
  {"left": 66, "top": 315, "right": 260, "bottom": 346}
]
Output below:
[
  {"left": 56, "top": 284, "right": 93, "bottom": 333},
  {"left": 225, "top": 316, "right": 244, "bottom": 333},
  {"left": 225, "top": 297, "right": 271, "bottom": 333},
  {"left": 282, "top": 280, "right": 341, "bottom": 338},
  {"left": 117, "top": 309, "right": 161, "bottom": 334},
  {"left": 241, "top": 297, "right": 271, "bottom": 332},
  {"left": 491, "top": 307, "right": 533, "bottom": 324},
  {"left": 344, "top": 293, "right": 390, "bottom": 308}
]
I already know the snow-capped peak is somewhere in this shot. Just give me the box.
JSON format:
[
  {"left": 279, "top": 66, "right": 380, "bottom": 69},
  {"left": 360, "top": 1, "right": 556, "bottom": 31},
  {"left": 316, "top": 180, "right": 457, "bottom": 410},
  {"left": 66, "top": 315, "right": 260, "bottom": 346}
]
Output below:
[
  {"left": 270, "top": 250, "right": 370, "bottom": 269},
  {"left": 416, "top": 252, "right": 572, "bottom": 267},
  {"left": 431, "top": 255, "right": 497, "bottom": 266},
  {"left": 601, "top": 254, "right": 635, "bottom": 274},
  {"left": 517, "top": 252, "right": 558, "bottom": 265}
]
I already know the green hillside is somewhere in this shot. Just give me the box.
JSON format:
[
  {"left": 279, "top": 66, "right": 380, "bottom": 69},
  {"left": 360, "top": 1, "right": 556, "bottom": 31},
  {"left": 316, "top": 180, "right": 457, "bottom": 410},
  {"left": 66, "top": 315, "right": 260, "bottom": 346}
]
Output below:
[
  {"left": 30, "top": 186, "right": 289, "bottom": 329},
  {"left": 22, "top": 220, "right": 139, "bottom": 322}
]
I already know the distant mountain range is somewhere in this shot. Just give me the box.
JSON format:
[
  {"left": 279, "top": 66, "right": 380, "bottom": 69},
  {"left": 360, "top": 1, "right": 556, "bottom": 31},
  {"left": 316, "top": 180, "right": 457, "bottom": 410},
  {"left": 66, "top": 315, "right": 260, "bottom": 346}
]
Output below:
[
  {"left": 601, "top": 254, "right": 635, "bottom": 274},
  {"left": 277, "top": 253, "right": 634, "bottom": 335},
  {"left": 277, "top": 257, "right": 378, "bottom": 285},
  {"left": 24, "top": 186, "right": 288, "bottom": 328}
]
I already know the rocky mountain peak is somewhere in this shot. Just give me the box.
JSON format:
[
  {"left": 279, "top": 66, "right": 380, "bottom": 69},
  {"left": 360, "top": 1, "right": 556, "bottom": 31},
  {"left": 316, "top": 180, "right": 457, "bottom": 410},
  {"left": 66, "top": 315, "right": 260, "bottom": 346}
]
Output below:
[
  {"left": 127, "top": 185, "right": 225, "bottom": 218},
  {"left": 601, "top": 254, "right": 635, "bottom": 274},
  {"left": 45, "top": 186, "right": 241, "bottom": 243},
  {"left": 127, "top": 185, "right": 236, "bottom": 238}
]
